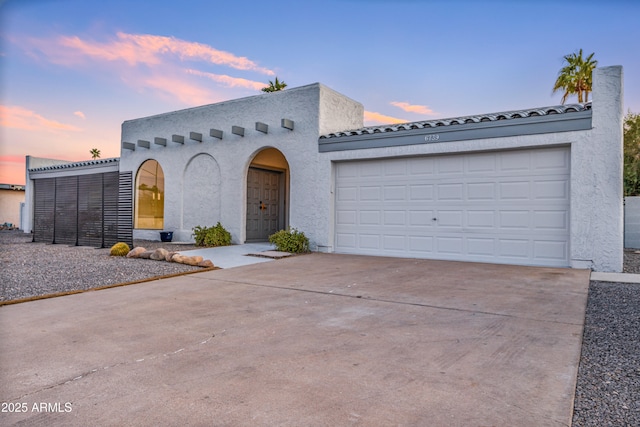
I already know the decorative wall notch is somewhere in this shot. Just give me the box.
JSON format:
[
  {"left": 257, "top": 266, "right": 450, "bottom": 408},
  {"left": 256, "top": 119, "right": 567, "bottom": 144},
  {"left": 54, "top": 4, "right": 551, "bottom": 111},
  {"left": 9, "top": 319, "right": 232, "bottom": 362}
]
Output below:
[
  {"left": 255, "top": 122, "right": 268, "bottom": 134},
  {"left": 281, "top": 118, "right": 294, "bottom": 130},
  {"left": 122, "top": 142, "right": 136, "bottom": 151},
  {"left": 232, "top": 126, "right": 245, "bottom": 137},
  {"left": 210, "top": 128, "right": 223, "bottom": 140},
  {"left": 137, "top": 140, "right": 150, "bottom": 149},
  {"left": 172, "top": 135, "right": 185, "bottom": 144},
  {"left": 190, "top": 132, "right": 203, "bottom": 142},
  {"left": 154, "top": 137, "right": 167, "bottom": 146}
]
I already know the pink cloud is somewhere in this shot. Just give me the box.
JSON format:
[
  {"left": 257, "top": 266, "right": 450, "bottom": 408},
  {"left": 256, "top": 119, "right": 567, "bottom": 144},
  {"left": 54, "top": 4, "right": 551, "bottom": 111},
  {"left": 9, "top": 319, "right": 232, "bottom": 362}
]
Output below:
[
  {"left": 142, "top": 75, "right": 221, "bottom": 106},
  {"left": 185, "top": 69, "right": 266, "bottom": 91},
  {"left": 390, "top": 101, "right": 436, "bottom": 115},
  {"left": 46, "top": 32, "right": 274, "bottom": 75},
  {"left": 0, "top": 105, "right": 83, "bottom": 132},
  {"left": 364, "top": 111, "right": 407, "bottom": 125},
  {"left": 74, "top": 111, "right": 86, "bottom": 119}
]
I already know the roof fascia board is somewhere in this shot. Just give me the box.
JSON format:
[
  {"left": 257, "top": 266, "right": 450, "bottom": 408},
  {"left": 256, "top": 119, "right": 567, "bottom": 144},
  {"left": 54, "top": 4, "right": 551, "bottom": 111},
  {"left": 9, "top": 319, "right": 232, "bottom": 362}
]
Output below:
[
  {"left": 29, "top": 162, "right": 120, "bottom": 179},
  {"left": 319, "top": 110, "right": 592, "bottom": 152}
]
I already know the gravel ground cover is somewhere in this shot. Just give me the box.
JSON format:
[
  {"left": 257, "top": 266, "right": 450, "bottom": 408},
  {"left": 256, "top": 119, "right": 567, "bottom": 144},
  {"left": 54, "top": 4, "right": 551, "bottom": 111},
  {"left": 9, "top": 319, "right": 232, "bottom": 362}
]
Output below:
[
  {"left": 1, "top": 230, "right": 639, "bottom": 424},
  {"left": 572, "top": 280, "right": 640, "bottom": 426},
  {"left": 0, "top": 230, "right": 201, "bottom": 302}
]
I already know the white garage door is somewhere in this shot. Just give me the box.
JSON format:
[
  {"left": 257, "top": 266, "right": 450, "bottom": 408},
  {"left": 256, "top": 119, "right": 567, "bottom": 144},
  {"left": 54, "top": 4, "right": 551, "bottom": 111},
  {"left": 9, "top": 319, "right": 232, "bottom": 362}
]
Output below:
[{"left": 334, "top": 146, "right": 570, "bottom": 267}]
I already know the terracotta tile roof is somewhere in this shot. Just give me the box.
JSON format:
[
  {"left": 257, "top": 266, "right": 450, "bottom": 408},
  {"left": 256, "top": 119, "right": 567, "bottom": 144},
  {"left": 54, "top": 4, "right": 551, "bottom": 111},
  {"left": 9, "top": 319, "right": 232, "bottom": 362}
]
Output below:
[{"left": 320, "top": 102, "right": 591, "bottom": 139}]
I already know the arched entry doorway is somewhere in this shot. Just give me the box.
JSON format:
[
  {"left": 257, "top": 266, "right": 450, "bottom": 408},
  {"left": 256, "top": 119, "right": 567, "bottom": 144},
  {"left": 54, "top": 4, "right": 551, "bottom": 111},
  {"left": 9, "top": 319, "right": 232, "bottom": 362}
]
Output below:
[{"left": 246, "top": 148, "right": 289, "bottom": 242}]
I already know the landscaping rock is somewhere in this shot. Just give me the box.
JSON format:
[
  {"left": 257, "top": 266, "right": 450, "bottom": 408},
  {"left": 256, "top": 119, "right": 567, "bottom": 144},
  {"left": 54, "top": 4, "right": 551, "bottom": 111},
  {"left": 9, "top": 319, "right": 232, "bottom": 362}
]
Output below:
[
  {"left": 150, "top": 248, "right": 169, "bottom": 261},
  {"left": 138, "top": 250, "right": 154, "bottom": 259},
  {"left": 126, "top": 247, "right": 146, "bottom": 258},
  {"left": 182, "top": 255, "right": 204, "bottom": 266},
  {"left": 198, "top": 259, "right": 214, "bottom": 268},
  {"left": 165, "top": 251, "right": 177, "bottom": 262},
  {"left": 170, "top": 254, "right": 187, "bottom": 263}
]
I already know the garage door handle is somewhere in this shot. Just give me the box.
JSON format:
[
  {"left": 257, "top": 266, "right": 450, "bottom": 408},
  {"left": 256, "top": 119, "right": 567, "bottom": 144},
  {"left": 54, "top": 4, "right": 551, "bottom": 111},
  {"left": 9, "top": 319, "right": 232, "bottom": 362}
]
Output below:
[{"left": 432, "top": 218, "right": 437, "bottom": 221}]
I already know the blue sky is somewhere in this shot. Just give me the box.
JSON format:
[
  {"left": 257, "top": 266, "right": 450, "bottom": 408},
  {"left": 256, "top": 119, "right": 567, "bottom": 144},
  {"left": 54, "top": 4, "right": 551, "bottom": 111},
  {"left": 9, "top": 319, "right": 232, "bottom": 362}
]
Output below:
[{"left": 1, "top": 0, "right": 639, "bottom": 185}]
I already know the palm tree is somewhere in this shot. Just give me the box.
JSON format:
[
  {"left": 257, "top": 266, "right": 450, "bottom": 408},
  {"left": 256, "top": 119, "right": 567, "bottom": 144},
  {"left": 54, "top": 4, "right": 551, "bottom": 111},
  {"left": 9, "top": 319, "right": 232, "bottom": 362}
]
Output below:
[
  {"left": 90, "top": 148, "right": 101, "bottom": 159},
  {"left": 553, "top": 49, "right": 597, "bottom": 104},
  {"left": 261, "top": 77, "right": 287, "bottom": 93}
]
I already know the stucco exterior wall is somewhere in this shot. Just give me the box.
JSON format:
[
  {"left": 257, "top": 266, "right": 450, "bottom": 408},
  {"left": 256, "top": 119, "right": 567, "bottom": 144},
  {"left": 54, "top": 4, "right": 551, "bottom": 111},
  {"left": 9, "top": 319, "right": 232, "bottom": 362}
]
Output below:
[
  {"left": 321, "top": 67, "right": 624, "bottom": 272},
  {"left": 119, "top": 83, "right": 363, "bottom": 245},
  {"left": 0, "top": 188, "right": 25, "bottom": 227}
]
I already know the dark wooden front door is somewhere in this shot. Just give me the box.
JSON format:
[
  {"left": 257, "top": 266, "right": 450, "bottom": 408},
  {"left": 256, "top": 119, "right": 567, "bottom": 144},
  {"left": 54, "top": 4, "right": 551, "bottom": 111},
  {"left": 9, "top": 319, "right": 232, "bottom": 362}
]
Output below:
[{"left": 246, "top": 168, "right": 281, "bottom": 242}]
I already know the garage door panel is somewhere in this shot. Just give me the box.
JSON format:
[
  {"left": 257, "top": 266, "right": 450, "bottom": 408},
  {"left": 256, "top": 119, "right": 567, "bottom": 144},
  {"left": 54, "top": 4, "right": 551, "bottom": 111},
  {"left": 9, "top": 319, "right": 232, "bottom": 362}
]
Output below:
[
  {"left": 409, "top": 184, "right": 434, "bottom": 200},
  {"left": 437, "top": 183, "right": 464, "bottom": 200},
  {"left": 467, "top": 153, "right": 497, "bottom": 173},
  {"left": 409, "top": 210, "right": 435, "bottom": 226},
  {"left": 467, "top": 182, "right": 496, "bottom": 200},
  {"left": 499, "top": 210, "right": 531, "bottom": 228},
  {"left": 359, "top": 210, "right": 380, "bottom": 225},
  {"left": 436, "top": 236, "right": 464, "bottom": 254},
  {"left": 499, "top": 181, "right": 531, "bottom": 200},
  {"left": 498, "top": 239, "right": 530, "bottom": 258},
  {"left": 534, "top": 179, "right": 569, "bottom": 200},
  {"left": 437, "top": 157, "right": 465, "bottom": 174},
  {"left": 468, "top": 238, "right": 496, "bottom": 256},
  {"left": 360, "top": 186, "right": 381, "bottom": 201},
  {"left": 384, "top": 235, "right": 406, "bottom": 250},
  {"left": 534, "top": 240, "right": 568, "bottom": 261},
  {"left": 359, "top": 234, "right": 380, "bottom": 249},
  {"left": 500, "top": 151, "right": 531, "bottom": 171},
  {"left": 409, "top": 236, "right": 434, "bottom": 252},
  {"left": 532, "top": 147, "right": 570, "bottom": 171},
  {"left": 533, "top": 210, "right": 569, "bottom": 230},
  {"left": 335, "top": 147, "right": 570, "bottom": 267},
  {"left": 337, "top": 186, "right": 357, "bottom": 201},
  {"left": 384, "top": 185, "right": 406, "bottom": 200},
  {"left": 467, "top": 210, "right": 495, "bottom": 228}
]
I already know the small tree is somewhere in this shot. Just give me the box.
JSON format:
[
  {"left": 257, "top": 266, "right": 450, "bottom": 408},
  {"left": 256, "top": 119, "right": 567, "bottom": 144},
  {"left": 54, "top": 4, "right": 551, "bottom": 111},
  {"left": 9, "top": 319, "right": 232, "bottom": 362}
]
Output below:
[
  {"left": 90, "top": 148, "right": 101, "bottom": 159},
  {"left": 624, "top": 112, "right": 640, "bottom": 196},
  {"left": 552, "top": 49, "right": 597, "bottom": 104},
  {"left": 261, "top": 77, "right": 287, "bottom": 93}
]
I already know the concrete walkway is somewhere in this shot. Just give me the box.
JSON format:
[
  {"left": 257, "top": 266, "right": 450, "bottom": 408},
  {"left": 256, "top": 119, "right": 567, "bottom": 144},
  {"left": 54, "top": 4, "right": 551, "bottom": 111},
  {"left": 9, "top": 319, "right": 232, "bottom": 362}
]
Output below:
[
  {"left": 0, "top": 254, "right": 590, "bottom": 426},
  {"left": 178, "top": 242, "right": 276, "bottom": 268},
  {"left": 590, "top": 271, "right": 640, "bottom": 283}
]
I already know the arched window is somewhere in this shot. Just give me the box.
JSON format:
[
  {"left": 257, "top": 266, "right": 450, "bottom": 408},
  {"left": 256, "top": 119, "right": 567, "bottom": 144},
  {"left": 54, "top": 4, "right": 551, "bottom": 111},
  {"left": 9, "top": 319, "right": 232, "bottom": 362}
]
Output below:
[{"left": 135, "top": 160, "right": 164, "bottom": 229}]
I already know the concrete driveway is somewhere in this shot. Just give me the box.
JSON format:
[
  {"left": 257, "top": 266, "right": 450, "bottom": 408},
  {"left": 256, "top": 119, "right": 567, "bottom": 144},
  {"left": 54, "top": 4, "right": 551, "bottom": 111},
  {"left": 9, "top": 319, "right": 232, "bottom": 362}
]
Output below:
[{"left": 0, "top": 254, "right": 590, "bottom": 426}]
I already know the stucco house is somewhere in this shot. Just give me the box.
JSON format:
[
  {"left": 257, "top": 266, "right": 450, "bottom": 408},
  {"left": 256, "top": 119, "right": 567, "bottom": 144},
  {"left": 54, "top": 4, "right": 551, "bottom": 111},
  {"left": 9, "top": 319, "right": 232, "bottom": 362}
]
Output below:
[
  {"left": 25, "top": 66, "right": 624, "bottom": 272},
  {"left": 0, "top": 183, "right": 25, "bottom": 228}
]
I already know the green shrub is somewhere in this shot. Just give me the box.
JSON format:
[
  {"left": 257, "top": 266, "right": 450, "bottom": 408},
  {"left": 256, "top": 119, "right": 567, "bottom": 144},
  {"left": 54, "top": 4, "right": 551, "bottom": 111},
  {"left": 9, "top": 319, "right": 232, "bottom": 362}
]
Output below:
[
  {"left": 192, "top": 222, "right": 232, "bottom": 247},
  {"left": 268, "top": 228, "right": 310, "bottom": 253},
  {"left": 110, "top": 242, "right": 130, "bottom": 256}
]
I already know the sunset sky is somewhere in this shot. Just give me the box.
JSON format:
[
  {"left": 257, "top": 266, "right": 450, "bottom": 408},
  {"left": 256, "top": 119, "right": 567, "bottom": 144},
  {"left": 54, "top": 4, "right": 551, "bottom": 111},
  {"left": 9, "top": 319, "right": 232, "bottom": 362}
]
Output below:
[{"left": 1, "top": 0, "right": 639, "bottom": 185}]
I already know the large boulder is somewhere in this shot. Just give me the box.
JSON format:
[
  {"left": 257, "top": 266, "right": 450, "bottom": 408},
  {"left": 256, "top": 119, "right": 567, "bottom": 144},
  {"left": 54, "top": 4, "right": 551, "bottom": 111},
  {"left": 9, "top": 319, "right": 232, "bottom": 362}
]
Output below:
[
  {"left": 198, "top": 259, "right": 215, "bottom": 268},
  {"left": 150, "top": 248, "right": 169, "bottom": 261},
  {"left": 126, "top": 247, "right": 146, "bottom": 258}
]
